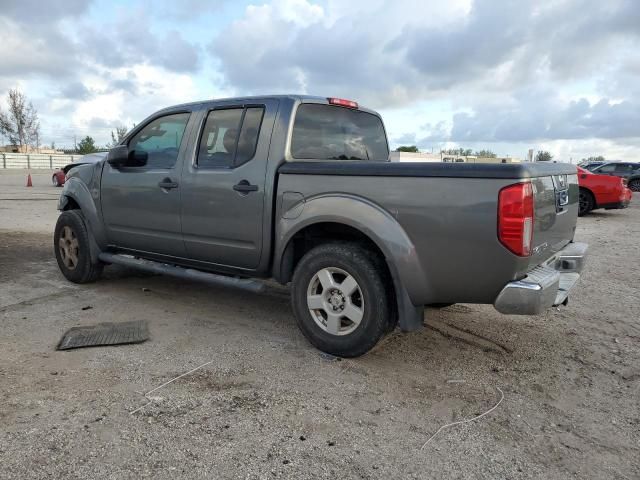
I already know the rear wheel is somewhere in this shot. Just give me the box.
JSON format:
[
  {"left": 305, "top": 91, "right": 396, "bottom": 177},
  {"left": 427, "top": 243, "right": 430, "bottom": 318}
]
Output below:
[
  {"left": 291, "top": 243, "right": 391, "bottom": 357},
  {"left": 52, "top": 175, "right": 60, "bottom": 187},
  {"left": 578, "top": 188, "right": 594, "bottom": 216},
  {"left": 628, "top": 179, "right": 640, "bottom": 192},
  {"left": 54, "top": 210, "right": 103, "bottom": 283}
]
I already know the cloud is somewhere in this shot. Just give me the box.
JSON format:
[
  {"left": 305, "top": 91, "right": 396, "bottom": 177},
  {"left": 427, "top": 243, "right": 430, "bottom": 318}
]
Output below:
[
  {"left": 158, "top": 31, "right": 200, "bottom": 72},
  {"left": 144, "top": 0, "right": 232, "bottom": 20},
  {"left": 209, "top": 0, "right": 640, "bottom": 107},
  {"left": 0, "top": 3, "right": 201, "bottom": 84},
  {"left": 209, "top": 0, "right": 471, "bottom": 105},
  {"left": 0, "top": 18, "right": 80, "bottom": 78},
  {"left": 88, "top": 117, "right": 117, "bottom": 129},
  {"left": 212, "top": 0, "right": 640, "bottom": 157},
  {"left": 78, "top": 17, "right": 200, "bottom": 73},
  {"left": 0, "top": 0, "right": 90, "bottom": 23},
  {"left": 428, "top": 89, "right": 640, "bottom": 144},
  {"left": 59, "top": 81, "right": 93, "bottom": 101}
]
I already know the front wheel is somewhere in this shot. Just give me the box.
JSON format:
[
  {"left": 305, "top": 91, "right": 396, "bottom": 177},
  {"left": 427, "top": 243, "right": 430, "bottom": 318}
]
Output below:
[
  {"left": 291, "top": 243, "right": 391, "bottom": 357},
  {"left": 54, "top": 210, "right": 103, "bottom": 283},
  {"left": 628, "top": 179, "right": 640, "bottom": 192}
]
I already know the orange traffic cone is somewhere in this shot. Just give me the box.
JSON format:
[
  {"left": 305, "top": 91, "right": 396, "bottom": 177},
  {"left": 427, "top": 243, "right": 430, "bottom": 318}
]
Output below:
[{"left": 26, "top": 173, "right": 33, "bottom": 187}]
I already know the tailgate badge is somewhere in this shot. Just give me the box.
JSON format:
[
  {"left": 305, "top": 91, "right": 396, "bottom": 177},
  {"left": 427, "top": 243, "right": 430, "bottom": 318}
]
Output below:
[
  {"left": 552, "top": 174, "right": 569, "bottom": 211},
  {"left": 556, "top": 174, "right": 567, "bottom": 189},
  {"left": 557, "top": 190, "right": 569, "bottom": 207}
]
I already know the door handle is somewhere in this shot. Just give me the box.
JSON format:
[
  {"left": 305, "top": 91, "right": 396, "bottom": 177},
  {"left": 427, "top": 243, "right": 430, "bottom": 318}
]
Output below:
[
  {"left": 233, "top": 180, "right": 258, "bottom": 193},
  {"left": 158, "top": 178, "right": 179, "bottom": 189}
]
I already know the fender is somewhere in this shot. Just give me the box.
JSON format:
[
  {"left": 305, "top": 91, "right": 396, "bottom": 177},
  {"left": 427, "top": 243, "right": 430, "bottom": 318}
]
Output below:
[
  {"left": 58, "top": 175, "right": 108, "bottom": 256},
  {"left": 274, "top": 194, "right": 431, "bottom": 331}
]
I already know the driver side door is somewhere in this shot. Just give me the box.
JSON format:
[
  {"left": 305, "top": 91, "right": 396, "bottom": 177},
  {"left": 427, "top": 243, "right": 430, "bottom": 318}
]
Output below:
[{"left": 101, "top": 111, "right": 195, "bottom": 257}]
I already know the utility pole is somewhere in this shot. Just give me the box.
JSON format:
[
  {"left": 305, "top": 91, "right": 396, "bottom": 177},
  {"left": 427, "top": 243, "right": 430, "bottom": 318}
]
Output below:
[{"left": 73, "top": 134, "right": 77, "bottom": 152}]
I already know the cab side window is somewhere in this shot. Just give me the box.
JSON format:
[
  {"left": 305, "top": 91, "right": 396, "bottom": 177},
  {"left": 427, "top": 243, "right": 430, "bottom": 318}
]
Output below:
[
  {"left": 128, "top": 113, "right": 190, "bottom": 169},
  {"left": 197, "top": 107, "right": 264, "bottom": 169}
]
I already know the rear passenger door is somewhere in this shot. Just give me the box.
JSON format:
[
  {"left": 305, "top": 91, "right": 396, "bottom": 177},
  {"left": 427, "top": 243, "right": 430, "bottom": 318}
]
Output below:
[
  {"left": 180, "top": 99, "right": 279, "bottom": 270},
  {"left": 613, "top": 163, "right": 634, "bottom": 179}
]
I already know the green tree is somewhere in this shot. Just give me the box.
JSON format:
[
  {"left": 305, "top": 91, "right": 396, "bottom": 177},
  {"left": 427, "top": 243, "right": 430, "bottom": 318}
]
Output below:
[
  {"left": 395, "top": 145, "right": 419, "bottom": 153},
  {"left": 109, "top": 126, "right": 128, "bottom": 147},
  {"left": 581, "top": 155, "right": 605, "bottom": 163},
  {"left": 77, "top": 136, "right": 97, "bottom": 154},
  {"left": 535, "top": 150, "right": 553, "bottom": 162},
  {"left": 442, "top": 148, "right": 472, "bottom": 156},
  {"left": 474, "top": 149, "right": 496, "bottom": 158},
  {"left": 0, "top": 89, "right": 40, "bottom": 150}
]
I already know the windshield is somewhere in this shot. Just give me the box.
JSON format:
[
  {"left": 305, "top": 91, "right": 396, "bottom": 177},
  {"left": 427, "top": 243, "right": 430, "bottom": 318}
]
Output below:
[{"left": 291, "top": 104, "right": 389, "bottom": 161}]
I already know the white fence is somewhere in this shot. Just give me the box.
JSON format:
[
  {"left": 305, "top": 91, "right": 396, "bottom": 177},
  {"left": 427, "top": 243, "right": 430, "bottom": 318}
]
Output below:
[{"left": 0, "top": 153, "right": 83, "bottom": 169}]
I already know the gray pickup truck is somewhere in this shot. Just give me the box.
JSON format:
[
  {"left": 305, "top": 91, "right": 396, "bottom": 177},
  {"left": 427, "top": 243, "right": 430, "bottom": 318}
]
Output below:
[{"left": 55, "top": 95, "right": 587, "bottom": 356}]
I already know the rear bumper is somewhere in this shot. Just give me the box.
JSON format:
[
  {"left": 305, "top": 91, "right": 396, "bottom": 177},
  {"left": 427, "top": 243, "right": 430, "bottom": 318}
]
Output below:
[
  {"left": 601, "top": 189, "right": 632, "bottom": 209},
  {"left": 494, "top": 242, "right": 588, "bottom": 315}
]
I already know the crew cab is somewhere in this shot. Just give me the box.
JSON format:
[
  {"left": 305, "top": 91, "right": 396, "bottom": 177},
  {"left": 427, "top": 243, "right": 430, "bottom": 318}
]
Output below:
[
  {"left": 55, "top": 95, "right": 588, "bottom": 357},
  {"left": 577, "top": 166, "right": 632, "bottom": 216}
]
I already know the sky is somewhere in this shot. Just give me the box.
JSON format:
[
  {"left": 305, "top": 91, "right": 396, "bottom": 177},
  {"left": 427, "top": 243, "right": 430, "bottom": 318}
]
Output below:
[{"left": 0, "top": 0, "right": 638, "bottom": 161}]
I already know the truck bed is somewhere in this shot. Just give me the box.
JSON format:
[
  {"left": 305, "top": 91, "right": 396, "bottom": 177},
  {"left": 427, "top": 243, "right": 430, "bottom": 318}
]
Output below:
[{"left": 277, "top": 161, "right": 579, "bottom": 305}]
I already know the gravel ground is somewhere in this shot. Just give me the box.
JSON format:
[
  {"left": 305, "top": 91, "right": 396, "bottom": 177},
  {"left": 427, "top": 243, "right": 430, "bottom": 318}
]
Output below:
[{"left": 1, "top": 171, "right": 638, "bottom": 479}]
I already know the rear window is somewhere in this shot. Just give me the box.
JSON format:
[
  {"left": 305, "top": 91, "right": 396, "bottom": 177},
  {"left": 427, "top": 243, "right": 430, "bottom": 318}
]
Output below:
[{"left": 291, "top": 104, "right": 389, "bottom": 161}]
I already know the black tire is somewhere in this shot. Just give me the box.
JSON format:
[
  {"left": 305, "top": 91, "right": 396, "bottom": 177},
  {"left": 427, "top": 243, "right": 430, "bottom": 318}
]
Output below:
[
  {"left": 54, "top": 210, "right": 103, "bottom": 283},
  {"left": 291, "top": 243, "right": 392, "bottom": 357},
  {"left": 52, "top": 175, "right": 61, "bottom": 187},
  {"left": 628, "top": 178, "right": 640, "bottom": 192},
  {"left": 578, "top": 188, "right": 594, "bottom": 216}
]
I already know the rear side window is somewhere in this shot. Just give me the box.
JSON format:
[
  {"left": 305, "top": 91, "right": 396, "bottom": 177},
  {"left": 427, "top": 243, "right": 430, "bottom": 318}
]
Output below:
[
  {"left": 597, "top": 164, "right": 616, "bottom": 173},
  {"left": 291, "top": 104, "right": 389, "bottom": 161},
  {"left": 128, "top": 113, "right": 190, "bottom": 169},
  {"left": 197, "top": 107, "right": 264, "bottom": 169},
  {"left": 236, "top": 108, "right": 264, "bottom": 165}
]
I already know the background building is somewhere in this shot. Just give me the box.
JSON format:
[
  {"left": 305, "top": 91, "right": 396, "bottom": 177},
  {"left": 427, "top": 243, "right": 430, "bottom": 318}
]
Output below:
[{"left": 390, "top": 151, "right": 521, "bottom": 163}]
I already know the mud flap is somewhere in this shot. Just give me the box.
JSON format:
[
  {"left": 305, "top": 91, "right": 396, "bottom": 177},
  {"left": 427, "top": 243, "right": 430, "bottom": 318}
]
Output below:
[{"left": 391, "top": 269, "right": 424, "bottom": 332}]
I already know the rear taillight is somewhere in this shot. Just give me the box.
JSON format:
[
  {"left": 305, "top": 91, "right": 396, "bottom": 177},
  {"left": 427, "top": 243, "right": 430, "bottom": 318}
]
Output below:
[{"left": 498, "top": 182, "right": 534, "bottom": 256}]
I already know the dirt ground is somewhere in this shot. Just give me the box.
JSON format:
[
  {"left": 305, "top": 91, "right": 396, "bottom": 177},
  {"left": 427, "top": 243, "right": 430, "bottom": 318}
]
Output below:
[{"left": 1, "top": 170, "right": 638, "bottom": 479}]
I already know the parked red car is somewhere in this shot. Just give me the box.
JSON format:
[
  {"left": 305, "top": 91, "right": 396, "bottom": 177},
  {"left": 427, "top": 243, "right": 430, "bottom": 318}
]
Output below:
[
  {"left": 578, "top": 166, "right": 632, "bottom": 216},
  {"left": 51, "top": 152, "right": 108, "bottom": 187}
]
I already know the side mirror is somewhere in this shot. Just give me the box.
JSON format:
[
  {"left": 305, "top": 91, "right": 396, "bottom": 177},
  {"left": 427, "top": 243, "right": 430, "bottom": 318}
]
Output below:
[
  {"left": 107, "top": 145, "right": 129, "bottom": 167},
  {"left": 107, "top": 145, "right": 147, "bottom": 168}
]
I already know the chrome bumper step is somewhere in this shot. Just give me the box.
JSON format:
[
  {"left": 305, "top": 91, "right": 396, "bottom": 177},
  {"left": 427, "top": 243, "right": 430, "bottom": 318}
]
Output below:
[{"left": 494, "top": 242, "right": 588, "bottom": 316}]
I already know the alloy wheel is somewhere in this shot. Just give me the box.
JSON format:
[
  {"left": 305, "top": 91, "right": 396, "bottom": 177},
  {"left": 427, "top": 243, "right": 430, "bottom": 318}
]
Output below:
[
  {"left": 58, "top": 225, "right": 79, "bottom": 270},
  {"left": 306, "top": 267, "right": 364, "bottom": 336}
]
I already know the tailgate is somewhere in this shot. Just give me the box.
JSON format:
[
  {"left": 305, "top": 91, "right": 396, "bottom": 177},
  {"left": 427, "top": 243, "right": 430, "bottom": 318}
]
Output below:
[{"left": 528, "top": 172, "right": 579, "bottom": 268}]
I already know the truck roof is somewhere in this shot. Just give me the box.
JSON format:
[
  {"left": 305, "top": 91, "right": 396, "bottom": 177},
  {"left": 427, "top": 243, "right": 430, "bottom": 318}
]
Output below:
[{"left": 156, "top": 94, "right": 380, "bottom": 116}]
